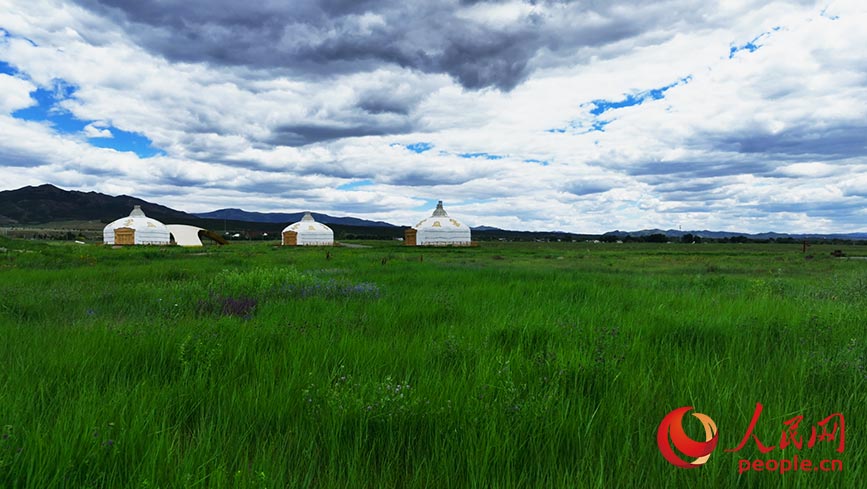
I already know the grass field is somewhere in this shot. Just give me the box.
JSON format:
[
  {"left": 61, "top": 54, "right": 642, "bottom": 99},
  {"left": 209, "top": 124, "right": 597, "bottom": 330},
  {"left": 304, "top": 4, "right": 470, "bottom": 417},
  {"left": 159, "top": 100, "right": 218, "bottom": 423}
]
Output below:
[{"left": 1, "top": 237, "right": 865, "bottom": 488}]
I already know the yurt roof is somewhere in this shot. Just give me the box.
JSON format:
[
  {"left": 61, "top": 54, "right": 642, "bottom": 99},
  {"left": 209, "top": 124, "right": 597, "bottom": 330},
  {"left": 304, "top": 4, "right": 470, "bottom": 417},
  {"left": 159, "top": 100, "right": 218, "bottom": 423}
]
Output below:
[
  {"left": 282, "top": 212, "right": 334, "bottom": 233},
  {"left": 414, "top": 201, "right": 469, "bottom": 230},
  {"left": 105, "top": 205, "right": 168, "bottom": 231}
]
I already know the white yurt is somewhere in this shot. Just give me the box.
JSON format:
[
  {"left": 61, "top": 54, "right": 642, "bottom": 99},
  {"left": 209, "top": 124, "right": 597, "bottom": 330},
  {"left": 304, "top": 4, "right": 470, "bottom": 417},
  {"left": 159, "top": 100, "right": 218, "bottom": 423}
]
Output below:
[
  {"left": 281, "top": 212, "right": 334, "bottom": 246},
  {"left": 103, "top": 205, "right": 170, "bottom": 245},
  {"left": 405, "top": 200, "right": 472, "bottom": 246}
]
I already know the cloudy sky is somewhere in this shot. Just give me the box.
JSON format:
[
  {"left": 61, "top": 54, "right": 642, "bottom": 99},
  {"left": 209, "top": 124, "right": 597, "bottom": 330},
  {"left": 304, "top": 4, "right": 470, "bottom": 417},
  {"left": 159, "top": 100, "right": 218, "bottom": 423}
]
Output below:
[{"left": 1, "top": 0, "right": 865, "bottom": 233}]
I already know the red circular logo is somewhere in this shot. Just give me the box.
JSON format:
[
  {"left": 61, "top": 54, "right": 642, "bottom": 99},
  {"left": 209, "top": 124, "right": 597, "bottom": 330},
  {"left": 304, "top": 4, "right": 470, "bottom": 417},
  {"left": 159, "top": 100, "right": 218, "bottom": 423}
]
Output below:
[{"left": 657, "top": 406, "right": 719, "bottom": 468}]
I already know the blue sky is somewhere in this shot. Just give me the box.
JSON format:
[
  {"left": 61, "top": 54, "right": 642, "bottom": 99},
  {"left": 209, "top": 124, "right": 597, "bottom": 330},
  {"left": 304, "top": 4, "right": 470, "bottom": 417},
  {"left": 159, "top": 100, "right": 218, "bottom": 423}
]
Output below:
[
  {"left": 10, "top": 82, "right": 164, "bottom": 158},
  {"left": 0, "top": 1, "right": 865, "bottom": 233}
]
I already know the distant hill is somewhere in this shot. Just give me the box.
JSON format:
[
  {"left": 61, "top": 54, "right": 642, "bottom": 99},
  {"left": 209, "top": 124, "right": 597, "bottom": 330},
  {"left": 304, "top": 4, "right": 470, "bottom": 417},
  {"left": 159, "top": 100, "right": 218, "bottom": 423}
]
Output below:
[
  {"left": 195, "top": 208, "right": 397, "bottom": 227},
  {"left": 0, "top": 185, "right": 397, "bottom": 232},
  {"left": 603, "top": 229, "right": 867, "bottom": 240},
  {"left": 0, "top": 184, "right": 195, "bottom": 224}
]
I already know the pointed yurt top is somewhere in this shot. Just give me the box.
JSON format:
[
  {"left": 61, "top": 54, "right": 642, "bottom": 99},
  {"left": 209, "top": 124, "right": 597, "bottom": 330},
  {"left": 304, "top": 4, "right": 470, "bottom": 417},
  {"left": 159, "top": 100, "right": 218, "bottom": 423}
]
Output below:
[
  {"left": 431, "top": 201, "right": 448, "bottom": 217},
  {"left": 415, "top": 201, "right": 467, "bottom": 229}
]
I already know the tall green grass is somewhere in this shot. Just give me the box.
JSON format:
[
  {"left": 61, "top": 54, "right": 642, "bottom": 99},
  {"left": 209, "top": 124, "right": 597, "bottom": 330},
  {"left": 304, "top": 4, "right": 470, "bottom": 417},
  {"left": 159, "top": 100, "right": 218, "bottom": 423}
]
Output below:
[{"left": 0, "top": 238, "right": 865, "bottom": 487}]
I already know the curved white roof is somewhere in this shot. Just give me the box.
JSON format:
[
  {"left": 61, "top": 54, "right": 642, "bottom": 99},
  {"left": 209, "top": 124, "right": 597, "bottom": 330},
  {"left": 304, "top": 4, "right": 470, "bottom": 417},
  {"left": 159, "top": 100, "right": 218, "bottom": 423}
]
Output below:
[
  {"left": 166, "top": 224, "right": 205, "bottom": 247},
  {"left": 103, "top": 206, "right": 170, "bottom": 245},
  {"left": 413, "top": 201, "right": 471, "bottom": 245},
  {"left": 282, "top": 212, "right": 334, "bottom": 246}
]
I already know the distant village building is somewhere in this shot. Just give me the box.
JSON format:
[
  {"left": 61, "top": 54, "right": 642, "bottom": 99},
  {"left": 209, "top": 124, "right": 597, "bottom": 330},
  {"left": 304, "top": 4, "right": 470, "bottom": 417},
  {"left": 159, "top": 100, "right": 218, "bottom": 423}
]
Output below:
[
  {"left": 405, "top": 200, "right": 472, "bottom": 246},
  {"left": 103, "top": 205, "right": 170, "bottom": 245},
  {"left": 281, "top": 212, "right": 334, "bottom": 246}
]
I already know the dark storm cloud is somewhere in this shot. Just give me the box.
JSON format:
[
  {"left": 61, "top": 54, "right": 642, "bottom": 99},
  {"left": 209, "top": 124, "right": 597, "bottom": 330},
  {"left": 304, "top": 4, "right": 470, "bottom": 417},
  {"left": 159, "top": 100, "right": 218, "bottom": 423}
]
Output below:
[
  {"left": 156, "top": 173, "right": 209, "bottom": 188},
  {"left": 619, "top": 121, "right": 867, "bottom": 187},
  {"left": 228, "top": 180, "right": 317, "bottom": 195},
  {"left": 648, "top": 180, "right": 733, "bottom": 202},
  {"left": 652, "top": 180, "right": 722, "bottom": 195},
  {"left": 358, "top": 97, "right": 411, "bottom": 115},
  {"left": 386, "top": 170, "right": 482, "bottom": 187},
  {"left": 664, "top": 204, "right": 724, "bottom": 213},
  {"left": 153, "top": 173, "right": 323, "bottom": 196},
  {"left": 74, "top": 166, "right": 127, "bottom": 178},
  {"left": 328, "top": 200, "right": 401, "bottom": 213},
  {"left": 743, "top": 200, "right": 865, "bottom": 219},
  {"left": 608, "top": 159, "right": 776, "bottom": 179},
  {"left": 563, "top": 180, "right": 612, "bottom": 196},
  {"left": 0, "top": 146, "right": 51, "bottom": 167},
  {"left": 702, "top": 123, "right": 867, "bottom": 161},
  {"left": 73, "top": 0, "right": 701, "bottom": 91},
  {"left": 842, "top": 187, "right": 867, "bottom": 198},
  {"left": 267, "top": 122, "right": 411, "bottom": 146}
]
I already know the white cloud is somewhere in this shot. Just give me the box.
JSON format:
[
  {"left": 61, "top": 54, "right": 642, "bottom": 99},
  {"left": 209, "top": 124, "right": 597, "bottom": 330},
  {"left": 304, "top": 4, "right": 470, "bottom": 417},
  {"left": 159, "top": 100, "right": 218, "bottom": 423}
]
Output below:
[
  {"left": 0, "top": 74, "right": 35, "bottom": 113},
  {"left": 82, "top": 122, "right": 112, "bottom": 138}
]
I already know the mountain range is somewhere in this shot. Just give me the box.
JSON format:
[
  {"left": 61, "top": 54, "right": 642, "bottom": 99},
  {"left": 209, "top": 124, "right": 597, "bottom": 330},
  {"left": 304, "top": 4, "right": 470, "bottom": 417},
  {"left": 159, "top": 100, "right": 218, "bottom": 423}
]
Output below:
[
  {"left": 194, "top": 208, "right": 396, "bottom": 227},
  {"left": 0, "top": 184, "right": 399, "bottom": 230},
  {"left": 603, "top": 228, "right": 867, "bottom": 240},
  {"left": 0, "top": 184, "right": 193, "bottom": 225},
  {"left": 1, "top": 184, "right": 865, "bottom": 241}
]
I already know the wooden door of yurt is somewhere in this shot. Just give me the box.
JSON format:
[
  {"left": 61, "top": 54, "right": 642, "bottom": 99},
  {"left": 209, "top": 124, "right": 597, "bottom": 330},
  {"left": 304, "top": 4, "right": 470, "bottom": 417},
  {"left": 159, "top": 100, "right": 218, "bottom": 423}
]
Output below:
[
  {"left": 404, "top": 228, "right": 417, "bottom": 246},
  {"left": 114, "top": 227, "right": 135, "bottom": 245},
  {"left": 282, "top": 230, "right": 298, "bottom": 246}
]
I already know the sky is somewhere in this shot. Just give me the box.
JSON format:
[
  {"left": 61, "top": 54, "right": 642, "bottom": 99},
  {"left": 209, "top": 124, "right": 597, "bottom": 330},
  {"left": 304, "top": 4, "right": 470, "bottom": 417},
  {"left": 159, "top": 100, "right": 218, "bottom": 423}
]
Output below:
[{"left": 1, "top": 0, "right": 866, "bottom": 233}]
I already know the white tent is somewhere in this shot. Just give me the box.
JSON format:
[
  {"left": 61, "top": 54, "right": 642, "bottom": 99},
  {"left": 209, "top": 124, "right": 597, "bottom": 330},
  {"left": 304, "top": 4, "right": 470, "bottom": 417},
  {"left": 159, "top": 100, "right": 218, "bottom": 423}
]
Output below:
[
  {"left": 167, "top": 224, "right": 205, "bottom": 247},
  {"left": 405, "top": 201, "right": 472, "bottom": 246},
  {"left": 166, "top": 224, "right": 228, "bottom": 247},
  {"left": 103, "top": 205, "right": 170, "bottom": 245},
  {"left": 281, "top": 212, "right": 334, "bottom": 246}
]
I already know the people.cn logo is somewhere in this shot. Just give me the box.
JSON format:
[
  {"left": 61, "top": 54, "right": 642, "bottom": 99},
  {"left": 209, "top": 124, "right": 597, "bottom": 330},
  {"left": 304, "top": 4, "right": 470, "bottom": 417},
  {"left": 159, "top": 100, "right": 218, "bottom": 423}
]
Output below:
[{"left": 657, "top": 406, "right": 719, "bottom": 468}]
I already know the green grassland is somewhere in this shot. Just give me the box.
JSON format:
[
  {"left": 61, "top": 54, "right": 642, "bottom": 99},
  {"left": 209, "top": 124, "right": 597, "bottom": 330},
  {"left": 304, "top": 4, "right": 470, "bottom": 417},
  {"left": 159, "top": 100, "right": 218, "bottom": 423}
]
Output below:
[{"left": 1, "top": 238, "right": 865, "bottom": 488}]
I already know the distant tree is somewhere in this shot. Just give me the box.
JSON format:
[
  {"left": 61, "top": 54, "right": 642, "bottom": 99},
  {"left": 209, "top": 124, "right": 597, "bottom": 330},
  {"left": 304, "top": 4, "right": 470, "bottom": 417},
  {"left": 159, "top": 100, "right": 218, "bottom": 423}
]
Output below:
[{"left": 646, "top": 233, "right": 668, "bottom": 243}]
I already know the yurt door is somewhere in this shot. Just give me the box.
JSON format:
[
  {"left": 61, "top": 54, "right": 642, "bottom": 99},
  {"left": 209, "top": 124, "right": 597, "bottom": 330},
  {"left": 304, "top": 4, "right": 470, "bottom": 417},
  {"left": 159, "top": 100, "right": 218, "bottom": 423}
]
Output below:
[
  {"left": 115, "top": 227, "right": 135, "bottom": 245},
  {"left": 404, "top": 228, "right": 417, "bottom": 246},
  {"left": 282, "top": 230, "right": 298, "bottom": 246}
]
